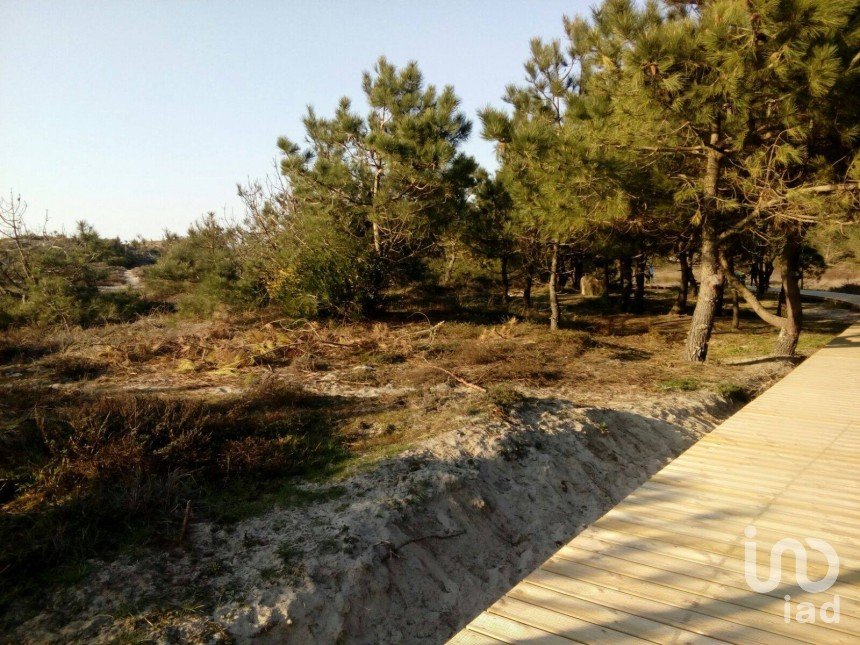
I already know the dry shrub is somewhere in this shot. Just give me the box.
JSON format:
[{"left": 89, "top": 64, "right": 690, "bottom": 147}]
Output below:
[
  {"left": 221, "top": 434, "right": 326, "bottom": 475},
  {"left": 40, "top": 354, "right": 110, "bottom": 381},
  {"left": 121, "top": 337, "right": 183, "bottom": 363},
  {"left": 0, "top": 335, "right": 62, "bottom": 364},
  {"left": 457, "top": 342, "right": 508, "bottom": 365},
  {"left": 414, "top": 326, "right": 588, "bottom": 388},
  {"left": 486, "top": 385, "right": 526, "bottom": 409},
  {"left": 289, "top": 351, "right": 332, "bottom": 372},
  {"left": 399, "top": 363, "right": 449, "bottom": 388},
  {"left": 0, "top": 379, "right": 344, "bottom": 594}
]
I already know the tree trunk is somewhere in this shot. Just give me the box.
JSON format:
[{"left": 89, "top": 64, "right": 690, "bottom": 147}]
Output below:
[
  {"left": 776, "top": 286, "right": 785, "bottom": 318},
  {"left": 773, "top": 242, "right": 802, "bottom": 356},
  {"left": 602, "top": 261, "right": 611, "bottom": 298},
  {"left": 726, "top": 254, "right": 739, "bottom": 329},
  {"left": 719, "top": 252, "right": 793, "bottom": 351},
  {"left": 685, "top": 127, "right": 724, "bottom": 363},
  {"left": 714, "top": 275, "right": 726, "bottom": 316},
  {"left": 442, "top": 245, "right": 457, "bottom": 285},
  {"left": 371, "top": 168, "right": 383, "bottom": 257},
  {"left": 673, "top": 251, "right": 691, "bottom": 314},
  {"left": 523, "top": 271, "right": 533, "bottom": 310},
  {"left": 572, "top": 259, "right": 584, "bottom": 292},
  {"left": 633, "top": 255, "right": 646, "bottom": 314},
  {"left": 732, "top": 290, "right": 740, "bottom": 329},
  {"left": 686, "top": 251, "right": 699, "bottom": 295},
  {"left": 557, "top": 252, "right": 568, "bottom": 289},
  {"left": 500, "top": 255, "right": 510, "bottom": 305},
  {"left": 372, "top": 222, "right": 382, "bottom": 256},
  {"left": 714, "top": 254, "right": 727, "bottom": 316},
  {"left": 620, "top": 256, "right": 633, "bottom": 312},
  {"left": 686, "top": 221, "right": 722, "bottom": 362},
  {"left": 549, "top": 242, "right": 560, "bottom": 330},
  {"left": 756, "top": 259, "right": 774, "bottom": 300}
]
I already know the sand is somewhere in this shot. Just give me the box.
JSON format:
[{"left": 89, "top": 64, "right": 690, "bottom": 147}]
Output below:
[{"left": 12, "top": 378, "right": 784, "bottom": 645}]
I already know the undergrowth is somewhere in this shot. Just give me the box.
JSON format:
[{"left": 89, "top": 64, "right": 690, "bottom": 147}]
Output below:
[
  {"left": 0, "top": 290, "right": 852, "bottom": 622},
  {"left": 0, "top": 379, "right": 347, "bottom": 616}
]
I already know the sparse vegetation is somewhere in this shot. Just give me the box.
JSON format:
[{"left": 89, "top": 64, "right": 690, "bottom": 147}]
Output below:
[
  {"left": 2, "top": 0, "right": 859, "bottom": 640},
  {"left": 658, "top": 377, "right": 701, "bottom": 392},
  {"left": 0, "top": 379, "right": 345, "bottom": 604},
  {"left": 717, "top": 382, "right": 751, "bottom": 404},
  {"left": 2, "top": 286, "right": 851, "bottom": 621},
  {"left": 486, "top": 385, "right": 526, "bottom": 410}
]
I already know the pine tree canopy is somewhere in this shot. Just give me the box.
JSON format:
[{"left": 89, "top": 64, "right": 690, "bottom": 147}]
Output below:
[{"left": 277, "top": 57, "right": 477, "bottom": 270}]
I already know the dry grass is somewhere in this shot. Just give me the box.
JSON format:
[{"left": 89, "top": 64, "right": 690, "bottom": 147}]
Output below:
[
  {"left": 0, "top": 287, "right": 852, "bottom": 616},
  {"left": 0, "top": 379, "right": 347, "bottom": 612}
]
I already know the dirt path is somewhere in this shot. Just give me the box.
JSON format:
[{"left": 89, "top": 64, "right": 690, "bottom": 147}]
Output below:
[{"left": 98, "top": 268, "right": 142, "bottom": 293}]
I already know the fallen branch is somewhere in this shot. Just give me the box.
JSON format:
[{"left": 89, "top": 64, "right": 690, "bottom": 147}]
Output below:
[
  {"left": 397, "top": 321, "right": 445, "bottom": 339},
  {"left": 377, "top": 529, "right": 467, "bottom": 560},
  {"left": 179, "top": 500, "right": 192, "bottom": 545},
  {"left": 421, "top": 360, "right": 486, "bottom": 392}
]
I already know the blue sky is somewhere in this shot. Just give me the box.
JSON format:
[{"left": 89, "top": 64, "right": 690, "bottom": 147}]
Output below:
[{"left": 1, "top": 1, "right": 588, "bottom": 239}]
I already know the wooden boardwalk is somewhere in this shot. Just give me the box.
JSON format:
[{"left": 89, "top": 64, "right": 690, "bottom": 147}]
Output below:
[
  {"left": 794, "top": 290, "right": 860, "bottom": 308},
  {"left": 450, "top": 314, "right": 860, "bottom": 644}
]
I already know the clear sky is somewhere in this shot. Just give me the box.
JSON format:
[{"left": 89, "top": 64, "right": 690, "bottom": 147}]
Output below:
[{"left": 1, "top": 0, "right": 589, "bottom": 240}]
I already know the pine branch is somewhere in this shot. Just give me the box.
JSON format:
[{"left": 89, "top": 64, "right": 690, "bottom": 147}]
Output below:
[{"left": 757, "top": 181, "right": 860, "bottom": 210}]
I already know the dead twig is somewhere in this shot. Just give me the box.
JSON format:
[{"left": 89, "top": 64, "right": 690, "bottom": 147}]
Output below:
[
  {"left": 420, "top": 359, "right": 487, "bottom": 392},
  {"left": 397, "top": 321, "right": 445, "bottom": 339},
  {"left": 377, "top": 529, "right": 466, "bottom": 561},
  {"left": 179, "top": 500, "right": 192, "bottom": 545}
]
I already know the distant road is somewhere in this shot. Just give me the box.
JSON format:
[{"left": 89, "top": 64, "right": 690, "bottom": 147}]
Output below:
[
  {"left": 798, "top": 289, "right": 860, "bottom": 307},
  {"left": 98, "top": 268, "right": 142, "bottom": 293}
]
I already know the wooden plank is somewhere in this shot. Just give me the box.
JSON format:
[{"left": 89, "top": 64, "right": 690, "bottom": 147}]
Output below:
[
  {"left": 447, "top": 629, "right": 509, "bottom": 645},
  {"left": 506, "top": 583, "right": 719, "bottom": 645},
  {"left": 586, "top": 516, "right": 860, "bottom": 584},
  {"left": 555, "top": 545, "right": 860, "bottom": 637},
  {"left": 638, "top": 478, "right": 860, "bottom": 518},
  {"left": 629, "top": 483, "right": 860, "bottom": 532},
  {"left": 531, "top": 564, "right": 806, "bottom": 645},
  {"left": 488, "top": 596, "right": 647, "bottom": 644},
  {"left": 576, "top": 525, "right": 860, "bottom": 604},
  {"left": 620, "top": 493, "right": 860, "bottom": 542},
  {"left": 467, "top": 612, "right": 573, "bottom": 644},
  {"left": 592, "top": 512, "right": 860, "bottom": 575},
  {"left": 647, "top": 472, "right": 860, "bottom": 511},
  {"left": 566, "top": 533, "right": 860, "bottom": 614}
]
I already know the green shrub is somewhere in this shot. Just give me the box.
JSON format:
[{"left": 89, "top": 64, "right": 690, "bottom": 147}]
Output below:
[
  {"left": 486, "top": 385, "right": 526, "bottom": 409},
  {"left": 144, "top": 214, "right": 248, "bottom": 316},
  {"left": 243, "top": 207, "right": 385, "bottom": 318},
  {"left": 1, "top": 220, "right": 149, "bottom": 328},
  {"left": 717, "top": 382, "right": 751, "bottom": 403},
  {"left": 658, "top": 377, "right": 700, "bottom": 392}
]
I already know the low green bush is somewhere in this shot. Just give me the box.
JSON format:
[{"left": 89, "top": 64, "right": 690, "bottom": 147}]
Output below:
[{"left": 658, "top": 377, "right": 700, "bottom": 392}]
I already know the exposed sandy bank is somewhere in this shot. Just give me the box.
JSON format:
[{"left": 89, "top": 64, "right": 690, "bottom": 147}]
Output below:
[{"left": 13, "top": 372, "right": 794, "bottom": 645}]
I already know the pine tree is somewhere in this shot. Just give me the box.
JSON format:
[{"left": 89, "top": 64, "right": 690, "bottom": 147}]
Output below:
[
  {"left": 277, "top": 57, "right": 476, "bottom": 312},
  {"left": 466, "top": 171, "right": 517, "bottom": 305},
  {"left": 597, "top": 0, "right": 860, "bottom": 359},
  {"left": 716, "top": 0, "right": 860, "bottom": 355},
  {"left": 481, "top": 38, "right": 630, "bottom": 328}
]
